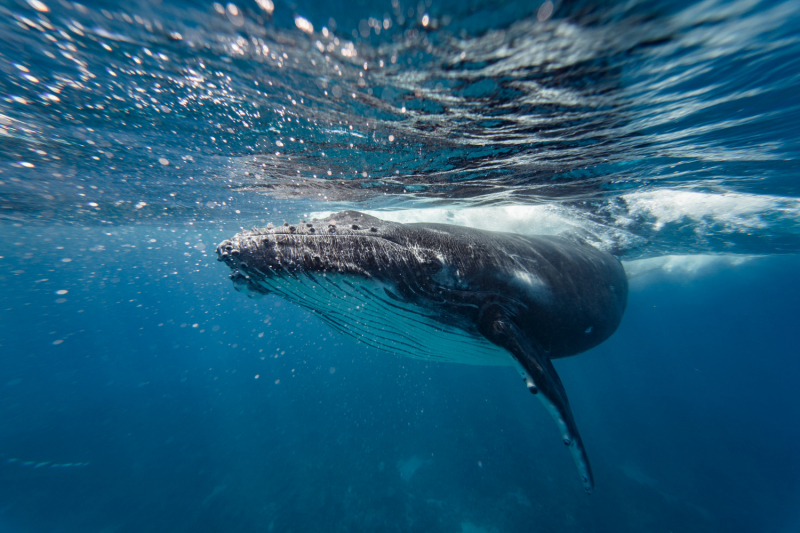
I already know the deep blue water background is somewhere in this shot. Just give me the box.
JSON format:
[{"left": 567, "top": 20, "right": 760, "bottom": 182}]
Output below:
[
  {"left": 0, "top": 227, "right": 799, "bottom": 532},
  {"left": 1, "top": 0, "right": 800, "bottom": 530}
]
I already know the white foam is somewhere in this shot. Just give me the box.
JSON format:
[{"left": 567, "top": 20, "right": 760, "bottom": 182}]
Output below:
[
  {"left": 311, "top": 204, "right": 642, "bottom": 252},
  {"left": 621, "top": 190, "right": 800, "bottom": 232},
  {"left": 369, "top": 191, "right": 798, "bottom": 239},
  {"left": 309, "top": 189, "right": 797, "bottom": 263},
  {"left": 369, "top": 205, "right": 571, "bottom": 234},
  {"left": 313, "top": 205, "right": 566, "bottom": 234},
  {"left": 623, "top": 254, "right": 758, "bottom": 281}
]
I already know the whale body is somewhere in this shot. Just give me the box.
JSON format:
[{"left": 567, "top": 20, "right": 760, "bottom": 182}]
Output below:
[{"left": 217, "top": 211, "right": 628, "bottom": 492}]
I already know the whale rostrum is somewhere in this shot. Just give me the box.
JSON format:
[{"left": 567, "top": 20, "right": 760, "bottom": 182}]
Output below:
[{"left": 217, "top": 210, "right": 628, "bottom": 492}]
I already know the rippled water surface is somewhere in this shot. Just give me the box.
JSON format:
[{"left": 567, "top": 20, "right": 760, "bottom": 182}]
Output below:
[
  {"left": 1, "top": 0, "right": 799, "bottom": 531},
  {"left": 2, "top": 0, "right": 799, "bottom": 255}
]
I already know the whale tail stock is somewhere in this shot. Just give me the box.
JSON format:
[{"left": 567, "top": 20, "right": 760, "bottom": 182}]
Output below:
[{"left": 477, "top": 304, "right": 595, "bottom": 493}]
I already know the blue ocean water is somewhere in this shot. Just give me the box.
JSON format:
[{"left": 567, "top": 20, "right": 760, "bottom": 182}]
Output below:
[{"left": 1, "top": 0, "right": 799, "bottom": 531}]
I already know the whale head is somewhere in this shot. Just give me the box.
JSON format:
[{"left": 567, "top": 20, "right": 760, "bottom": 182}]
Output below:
[{"left": 216, "top": 210, "right": 495, "bottom": 309}]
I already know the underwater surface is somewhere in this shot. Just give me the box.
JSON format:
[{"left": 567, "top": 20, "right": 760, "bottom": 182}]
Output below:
[{"left": 0, "top": 0, "right": 799, "bottom": 531}]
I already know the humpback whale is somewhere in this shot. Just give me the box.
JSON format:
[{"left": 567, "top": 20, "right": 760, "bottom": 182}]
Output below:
[{"left": 216, "top": 211, "right": 627, "bottom": 492}]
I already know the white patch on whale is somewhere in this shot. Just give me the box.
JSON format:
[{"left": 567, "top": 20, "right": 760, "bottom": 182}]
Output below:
[{"left": 511, "top": 269, "right": 551, "bottom": 302}]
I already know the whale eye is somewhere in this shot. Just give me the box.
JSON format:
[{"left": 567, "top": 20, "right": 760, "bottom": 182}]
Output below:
[{"left": 425, "top": 259, "right": 443, "bottom": 274}]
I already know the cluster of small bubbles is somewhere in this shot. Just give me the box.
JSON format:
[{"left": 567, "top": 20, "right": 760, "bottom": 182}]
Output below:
[{"left": 0, "top": 0, "right": 793, "bottom": 259}]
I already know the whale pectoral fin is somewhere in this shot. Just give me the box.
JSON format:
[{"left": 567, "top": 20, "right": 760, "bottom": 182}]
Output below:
[{"left": 478, "top": 306, "right": 594, "bottom": 493}]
